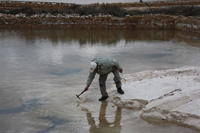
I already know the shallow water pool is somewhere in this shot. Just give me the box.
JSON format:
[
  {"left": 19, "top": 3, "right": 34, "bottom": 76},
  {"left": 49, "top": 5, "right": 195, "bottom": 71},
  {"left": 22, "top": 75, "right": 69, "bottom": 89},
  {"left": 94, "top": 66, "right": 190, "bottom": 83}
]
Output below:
[{"left": 0, "top": 29, "right": 200, "bottom": 133}]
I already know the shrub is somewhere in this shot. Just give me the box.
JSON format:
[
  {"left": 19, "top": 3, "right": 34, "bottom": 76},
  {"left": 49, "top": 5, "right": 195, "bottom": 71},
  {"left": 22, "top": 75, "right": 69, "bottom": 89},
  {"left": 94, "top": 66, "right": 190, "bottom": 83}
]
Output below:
[
  {"left": 65, "top": 4, "right": 82, "bottom": 14},
  {"left": 0, "top": 9, "right": 6, "bottom": 14},
  {"left": 21, "top": 6, "right": 35, "bottom": 15},
  {"left": 63, "top": 4, "right": 127, "bottom": 17},
  {"left": 99, "top": 4, "right": 127, "bottom": 17},
  {"left": 9, "top": 6, "right": 35, "bottom": 15},
  {"left": 129, "top": 6, "right": 200, "bottom": 16}
]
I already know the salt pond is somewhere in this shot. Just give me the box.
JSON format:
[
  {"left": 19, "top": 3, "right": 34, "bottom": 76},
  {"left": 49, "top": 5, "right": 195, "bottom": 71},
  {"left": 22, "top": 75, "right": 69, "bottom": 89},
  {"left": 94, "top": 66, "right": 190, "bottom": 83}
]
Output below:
[{"left": 0, "top": 29, "right": 200, "bottom": 132}]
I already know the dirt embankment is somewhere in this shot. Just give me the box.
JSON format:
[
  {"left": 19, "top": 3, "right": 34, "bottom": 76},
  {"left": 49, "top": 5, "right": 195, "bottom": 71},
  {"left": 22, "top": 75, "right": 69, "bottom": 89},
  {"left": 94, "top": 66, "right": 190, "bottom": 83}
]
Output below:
[
  {"left": 120, "top": 0, "right": 200, "bottom": 10},
  {"left": 1, "top": 1, "right": 200, "bottom": 11},
  {"left": 0, "top": 1, "right": 200, "bottom": 34},
  {"left": 1, "top": 14, "right": 200, "bottom": 34}
]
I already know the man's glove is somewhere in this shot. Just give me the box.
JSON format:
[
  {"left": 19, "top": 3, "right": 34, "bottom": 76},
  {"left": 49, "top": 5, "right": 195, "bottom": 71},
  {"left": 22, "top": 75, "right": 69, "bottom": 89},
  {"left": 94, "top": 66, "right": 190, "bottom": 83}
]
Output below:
[
  {"left": 84, "top": 86, "right": 89, "bottom": 91},
  {"left": 119, "top": 69, "right": 123, "bottom": 73}
]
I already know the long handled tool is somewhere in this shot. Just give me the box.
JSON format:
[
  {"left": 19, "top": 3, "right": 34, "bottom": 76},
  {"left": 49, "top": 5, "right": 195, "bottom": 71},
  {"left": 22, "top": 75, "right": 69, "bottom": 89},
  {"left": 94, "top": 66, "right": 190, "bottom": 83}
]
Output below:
[{"left": 76, "top": 90, "right": 86, "bottom": 100}]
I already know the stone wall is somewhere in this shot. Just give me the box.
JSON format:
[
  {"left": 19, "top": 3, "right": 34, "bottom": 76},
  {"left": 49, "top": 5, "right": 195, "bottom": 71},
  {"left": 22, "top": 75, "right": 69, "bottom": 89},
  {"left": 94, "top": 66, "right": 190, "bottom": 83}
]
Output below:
[
  {"left": 0, "top": 13, "right": 200, "bottom": 34},
  {"left": 175, "top": 15, "right": 200, "bottom": 34}
]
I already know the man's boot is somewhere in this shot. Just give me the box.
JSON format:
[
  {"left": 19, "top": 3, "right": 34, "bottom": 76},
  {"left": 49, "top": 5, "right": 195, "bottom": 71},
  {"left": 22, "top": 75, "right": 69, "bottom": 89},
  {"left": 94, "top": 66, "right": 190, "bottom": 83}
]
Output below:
[
  {"left": 117, "top": 88, "right": 124, "bottom": 94},
  {"left": 99, "top": 96, "right": 108, "bottom": 101}
]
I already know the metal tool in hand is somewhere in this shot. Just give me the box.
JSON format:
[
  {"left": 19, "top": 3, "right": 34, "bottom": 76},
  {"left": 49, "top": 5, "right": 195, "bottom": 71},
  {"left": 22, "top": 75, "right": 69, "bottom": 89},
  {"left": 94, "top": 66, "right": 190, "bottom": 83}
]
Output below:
[{"left": 76, "top": 90, "right": 86, "bottom": 100}]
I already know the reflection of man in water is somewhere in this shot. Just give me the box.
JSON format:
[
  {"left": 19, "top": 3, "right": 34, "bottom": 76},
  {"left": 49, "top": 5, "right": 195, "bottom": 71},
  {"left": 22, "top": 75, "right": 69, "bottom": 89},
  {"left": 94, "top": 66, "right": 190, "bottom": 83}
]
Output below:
[{"left": 81, "top": 102, "right": 122, "bottom": 133}]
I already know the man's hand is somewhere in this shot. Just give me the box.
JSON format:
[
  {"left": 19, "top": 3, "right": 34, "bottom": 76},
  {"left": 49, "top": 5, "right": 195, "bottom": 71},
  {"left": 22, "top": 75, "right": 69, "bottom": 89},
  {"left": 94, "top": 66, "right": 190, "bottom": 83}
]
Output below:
[
  {"left": 84, "top": 86, "right": 89, "bottom": 91},
  {"left": 119, "top": 69, "right": 123, "bottom": 73}
]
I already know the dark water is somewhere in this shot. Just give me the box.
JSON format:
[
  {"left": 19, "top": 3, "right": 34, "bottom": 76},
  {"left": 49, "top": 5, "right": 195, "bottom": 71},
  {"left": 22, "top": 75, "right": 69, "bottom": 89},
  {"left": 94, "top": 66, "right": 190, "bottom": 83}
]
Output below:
[{"left": 0, "top": 29, "right": 200, "bottom": 133}]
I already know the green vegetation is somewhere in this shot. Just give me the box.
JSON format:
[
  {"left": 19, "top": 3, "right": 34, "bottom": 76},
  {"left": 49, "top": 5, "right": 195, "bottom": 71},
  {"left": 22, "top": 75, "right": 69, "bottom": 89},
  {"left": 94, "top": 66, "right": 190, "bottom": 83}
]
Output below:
[
  {"left": 0, "top": 4, "right": 127, "bottom": 17},
  {"left": 129, "top": 6, "right": 200, "bottom": 17},
  {"left": 165, "top": 6, "right": 200, "bottom": 16},
  {"left": 0, "top": 4, "right": 200, "bottom": 17},
  {"left": 9, "top": 6, "right": 36, "bottom": 15},
  {"left": 56, "top": 4, "right": 128, "bottom": 17}
]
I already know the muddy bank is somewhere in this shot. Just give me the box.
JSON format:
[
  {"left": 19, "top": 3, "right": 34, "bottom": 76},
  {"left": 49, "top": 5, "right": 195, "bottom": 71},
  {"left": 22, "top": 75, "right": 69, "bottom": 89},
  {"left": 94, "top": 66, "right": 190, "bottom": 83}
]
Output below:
[
  {"left": 1, "top": 1, "right": 200, "bottom": 11},
  {"left": 109, "top": 66, "right": 200, "bottom": 131},
  {"left": 0, "top": 1, "right": 200, "bottom": 35},
  {"left": 0, "top": 13, "right": 200, "bottom": 35}
]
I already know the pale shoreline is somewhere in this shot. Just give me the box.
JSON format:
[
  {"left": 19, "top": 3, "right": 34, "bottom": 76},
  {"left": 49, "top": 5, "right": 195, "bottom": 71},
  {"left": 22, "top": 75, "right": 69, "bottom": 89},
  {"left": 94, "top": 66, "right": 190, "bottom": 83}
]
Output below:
[{"left": 109, "top": 66, "right": 200, "bottom": 131}]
